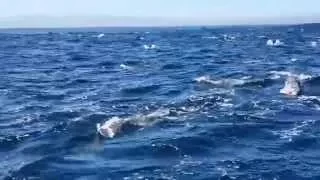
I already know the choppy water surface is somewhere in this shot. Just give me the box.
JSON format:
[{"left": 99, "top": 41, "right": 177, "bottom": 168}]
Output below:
[{"left": 1, "top": 25, "right": 320, "bottom": 180}]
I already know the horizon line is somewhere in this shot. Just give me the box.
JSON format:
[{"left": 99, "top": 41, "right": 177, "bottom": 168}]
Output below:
[
  {"left": 0, "top": 15, "right": 319, "bottom": 29},
  {"left": 0, "top": 22, "right": 318, "bottom": 30}
]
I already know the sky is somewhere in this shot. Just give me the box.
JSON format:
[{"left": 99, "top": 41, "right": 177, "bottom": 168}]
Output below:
[{"left": 0, "top": 0, "right": 320, "bottom": 27}]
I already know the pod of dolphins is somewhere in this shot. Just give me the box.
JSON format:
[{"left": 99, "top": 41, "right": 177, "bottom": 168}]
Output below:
[{"left": 97, "top": 75, "right": 303, "bottom": 138}]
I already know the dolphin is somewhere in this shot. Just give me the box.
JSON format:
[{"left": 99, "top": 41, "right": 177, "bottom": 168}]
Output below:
[
  {"left": 96, "top": 109, "right": 172, "bottom": 138},
  {"left": 280, "top": 76, "right": 301, "bottom": 96}
]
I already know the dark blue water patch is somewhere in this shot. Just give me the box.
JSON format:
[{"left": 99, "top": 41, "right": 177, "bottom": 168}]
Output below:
[
  {"left": 44, "top": 111, "right": 81, "bottom": 122},
  {"left": 121, "top": 84, "right": 161, "bottom": 95},
  {"left": 97, "top": 60, "right": 118, "bottom": 67},
  {"left": 35, "top": 93, "right": 65, "bottom": 101},
  {"left": 161, "top": 63, "right": 184, "bottom": 70},
  {"left": 282, "top": 136, "right": 319, "bottom": 151}
]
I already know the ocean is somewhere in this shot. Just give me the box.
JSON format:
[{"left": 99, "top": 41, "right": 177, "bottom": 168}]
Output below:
[{"left": 1, "top": 24, "right": 320, "bottom": 180}]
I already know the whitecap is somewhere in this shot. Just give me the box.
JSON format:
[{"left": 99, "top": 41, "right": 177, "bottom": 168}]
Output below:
[
  {"left": 298, "top": 95, "right": 320, "bottom": 102},
  {"left": 270, "top": 71, "right": 292, "bottom": 76},
  {"left": 266, "top": 39, "right": 284, "bottom": 46},
  {"left": 291, "top": 58, "right": 298, "bottom": 62},
  {"left": 217, "top": 102, "right": 234, "bottom": 108},
  {"left": 298, "top": 73, "right": 312, "bottom": 81},
  {"left": 241, "top": 76, "right": 252, "bottom": 80},
  {"left": 143, "top": 44, "right": 158, "bottom": 50},
  {"left": 311, "top": 41, "right": 317, "bottom": 47},
  {"left": 270, "top": 74, "right": 281, "bottom": 80},
  {"left": 143, "top": 45, "right": 149, "bottom": 49},
  {"left": 222, "top": 34, "right": 236, "bottom": 41},
  {"left": 203, "top": 36, "right": 218, "bottom": 39},
  {"left": 195, "top": 76, "right": 211, "bottom": 83},
  {"left": 120, "top": 64, "right": 132, "bottom": 70}
]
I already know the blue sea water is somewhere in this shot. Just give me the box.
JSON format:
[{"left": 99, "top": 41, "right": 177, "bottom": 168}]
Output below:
[{"left": 1, "top": 24, "right": 320, "bottom": 180}]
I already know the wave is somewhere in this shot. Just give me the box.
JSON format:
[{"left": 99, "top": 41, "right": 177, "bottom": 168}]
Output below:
[
  {"left": 298, "top": 95, "right": 320, "bottom": 100},
  {"left": 272, "top": 120, "right": 315, "bottom": 142}
]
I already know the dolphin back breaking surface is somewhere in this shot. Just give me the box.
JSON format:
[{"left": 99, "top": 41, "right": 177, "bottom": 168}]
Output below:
[{"left": 280, "top": 76, "right": 301, "bottom": 96}]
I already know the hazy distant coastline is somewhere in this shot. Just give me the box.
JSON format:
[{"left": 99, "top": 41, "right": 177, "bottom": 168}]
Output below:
[{"left": 1, "top": 15, "right": 320, "bottom": 29}]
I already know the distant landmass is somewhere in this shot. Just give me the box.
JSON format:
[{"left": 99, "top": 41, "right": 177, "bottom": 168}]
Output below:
[{"left": 0, "top": 15, "right": 320, "bottom": 28}]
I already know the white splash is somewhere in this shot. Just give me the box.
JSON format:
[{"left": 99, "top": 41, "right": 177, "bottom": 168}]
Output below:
[
  {"left": 222, "top": 34, "right": 236, "bottom": 41},
  {"left": 97, "top": 33, "right": 105, "bottom": 38},
  {"left": 266, "top": 39, "right": 284, "bottom": 46},
  {"left": 195, "top": 76, "right": 246, "bottom": 86},
  {"left": 120, "top": 64, "right": 132, "bottom": 70},
  {"left": 298, "top": 74, "right": 313, "bottom": 81},
  {"left": 203, "top": 36, "right": 218, "bottom": 39},
  {"left": 195, "top": 76, "right": 211, "bottom": 83},
  {"left": 270, "top": 74, "right": 281, "bottom": 80},
  {"left": 143, "top": 44, "right": 158, "bottom": 50},
  {"left": 266, "top": 39, "right": 274, "bottom": 46},
  {"left": 270, "top": 71, "right": 312, "bottom": 81},
  {"left": 311, "top": 41, "right": 317, "bottom": 47}
]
